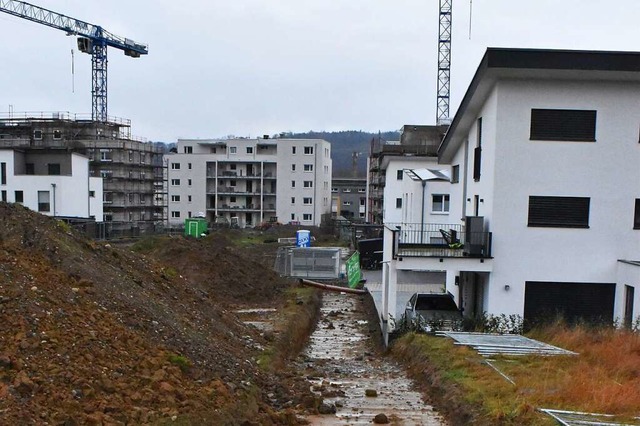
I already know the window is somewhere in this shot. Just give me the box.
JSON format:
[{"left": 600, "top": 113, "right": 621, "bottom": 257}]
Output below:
[
  {"left": 1, "top": 190, "right": 5, "bottom": 202},
  {"left": 230, "top": 164, "right": 237, "bottom": 170},
  {"left": 343, "top": 201, "right": 352, "bottom": 206},
  {"left": 48, "top": 163, "right": 60, "bottom": 175},
  {"left": 101, "top": 170, "right": 113, "bottom": 179},
  {"left": 473, "top": 118, "right": 482, "bottom": 182},
  {"left": 304, "top": 164, "right": 313, "bottom": 172},
  {"left": 291, "top": 197, "right": 295, "bottom": 204},
  {"left": 0, "top": 162, "right": 5, "bottom": 184},
  {"left": 171, "top": 211, "right": 181, "bottom": 218},
  {"left": 324, "top": 165, "right": 329, "bottom": 174},
  {"left": 188, "top": 163, "right": 192, "bottom": 170},
  {"left": 343, "top": 188, "right": 351, "bottom": 193},
  {"left": 530, "top": 109, "right": 597, "bottom": 141},
  {"left": 304, "top": 146, "right": 314, "bottom": 155},
  {"left": 171, "top": 163, "right": 181, "bottom": 170},
  {"left": 128, "top": 193, "right": 135, "bottom": 203},
  {"left": 291, "top": 164, "right": 296, "bottom": 172},
  {"left": 53, "top": 130, "right": 62, "bottom": 140},
  {"left": 188, "top": 179, "right": 192, "bottom": 186},
  {"left": 528, "top": 196, "right": 590, "bottom": 228},
  {"left": 88, "top": 190, "right": 95, "bottom": 198},
  {"left": 171, "top": 179, "right": 181, "bottom": 186},
  {"left": 634, "top": 199, "right": 640, "bottom": 230},
  {"left": 25, "top": 163, "right": 34, "bottom": 175},
  {"left": 38, "top": 191, "right": 50, "bottom": 212},
  {"left": 171, "top": 195, "right": 181, "bottom": 202},
  {"left": 246, "top": 147, "right": 253, "bottom": 154},
  {"left": 331, "top": 187, "right": 338, "bottom": 193},
  {"left": 184, "top": 146, "right": 193, "bottom": 154},
  {"left": 360, "top": 198, "right": 365, "bottom": 206},
  {"left": 451, "top": 165, "right": 460, "bottom": 184},
  {"left": 397, "top": 170, "right": 404, "bottom": 180},
  {"left": 140, "top": 195, "right": 146, "bottom": 205},
  {"left": 358, "top": 188, "right": 366, "bottom": 193},
  {"left": 188, "top": 195, "right": 192, "bottom": 202},
  {"left": 432, "top": 194, "right": 450, "bottom": 213},
  {"left": 292, "top": 146, "right": 297, "bottom": 155},
  {"left": 14, "top": 190, "right": 23, "bottom": 203},
  {"left": 396, "top": 198, "right": 402, "bottom": 208},
  {"left": 303, "top": 181, "right": 313, "bottom": 188},
  {"left": 230, "top": 196, "right": 236, "bottom": 202},
  {"left": 33, "top": 130, "right": 42, "bottom": 140},
  {"left": 229, "top": 180, "right": 236, "bottom": 187},
  {"left": 303, "top": 197, "right": 312, "bottom": 205},
  {"left": 291, "top": 213, "right": 295, "bottom": 220},
  {"left": 291, "top": 180, "right": 296, "bottom": 188},
  {"left": 129, "top": 150, "right": 134, "bottom": 162},
  {"left": 100, "top": 149, "right": 112, "bottom": 162},
  {"left": 303, "top": 213, "right": 312, "bottom": 221},
  {"left": 230, "top": 147, "right": 237, "bottom": 154}
]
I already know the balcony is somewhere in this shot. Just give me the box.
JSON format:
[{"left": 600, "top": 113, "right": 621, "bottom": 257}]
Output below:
[
  {"left": 211, "top": 203, "right": 276, "bottom": 212},
  {"left": 388, "top": 222, "right": 492, "bottom": 259}
]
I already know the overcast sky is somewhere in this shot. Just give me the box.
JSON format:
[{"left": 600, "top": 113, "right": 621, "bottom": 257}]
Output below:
[{"left": 1, "top": 0, "right": 639, "bottom": 142}]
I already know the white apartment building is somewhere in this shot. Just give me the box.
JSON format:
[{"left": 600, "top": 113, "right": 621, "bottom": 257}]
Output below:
[
  {"left": 0, "top": 149, "right": 103, "bottom": 219},
  {"left": 381, "top": 48, "right": 640, "bottom": 336},
  {"left": 166, "top": 137, "right": 332, "bottom": 227}
]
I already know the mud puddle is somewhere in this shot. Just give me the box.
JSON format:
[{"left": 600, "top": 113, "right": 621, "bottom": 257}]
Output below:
[{"left": 301, "top": 292, "right": 446, "bottom": 425}]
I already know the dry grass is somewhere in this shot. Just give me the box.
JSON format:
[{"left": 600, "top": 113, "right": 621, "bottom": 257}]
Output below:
[{"left": 393, "top": 325, "right": 640, "bottom": 425}]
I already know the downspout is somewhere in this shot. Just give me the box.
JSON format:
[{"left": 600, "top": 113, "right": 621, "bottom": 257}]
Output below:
[
  {"left": 51, "top": 183, "right": 56, "bottom": 217},
  {"left": 420, "top": 180, "right": 426, "bottom": 243}
]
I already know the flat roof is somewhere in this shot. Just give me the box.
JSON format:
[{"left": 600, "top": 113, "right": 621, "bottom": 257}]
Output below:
[{"left": 438, "top": 48, "right": 640, "bottom": 162}]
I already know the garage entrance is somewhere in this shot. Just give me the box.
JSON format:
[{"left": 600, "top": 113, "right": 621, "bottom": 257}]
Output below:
[{"left": 524, "top": 281, "right": 615, "bottom": 326}]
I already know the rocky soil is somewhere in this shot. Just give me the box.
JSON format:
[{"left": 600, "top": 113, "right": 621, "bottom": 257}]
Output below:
[{"left": 0, "top": 203, "right": 316, "bottom": 424}]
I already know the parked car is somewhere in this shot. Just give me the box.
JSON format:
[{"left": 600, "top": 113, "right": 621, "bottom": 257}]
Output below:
[{"left": 404, "top": 292, "right": 463, "bottom": 332}]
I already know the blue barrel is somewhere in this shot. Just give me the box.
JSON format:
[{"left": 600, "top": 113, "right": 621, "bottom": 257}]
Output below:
[{"left": 296, "top": 230, "right": 311, "bottom": 247}]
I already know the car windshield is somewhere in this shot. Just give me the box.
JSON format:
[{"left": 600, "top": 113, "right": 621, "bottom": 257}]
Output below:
[{"left": 415, "top": 296, "right": 458, "bottom": 311}]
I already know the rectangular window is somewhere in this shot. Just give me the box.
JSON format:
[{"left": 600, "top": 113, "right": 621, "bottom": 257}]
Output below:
[
  {"left": 188, "top": 195, "right": 192, "bottom": 202},
  {"left": 53, "top": 130, "right": 62, "bottom": 140},
  {"left": 331, "top": 187, "right": 338, "bottom": 193},
  {"left": 634, "top": 199, "right": 640, "bottom": 230},
  {"left": 304, "top": 146, "right": 314, "bottom": 155},
  {"left": 291, "top": 213, "right": 295, "bottom": 220},
  {"left": 397, "top": 169, "right": 403, "bottom": 180},
  {"left": 303, "top": 197, "right": 312, "bottom": 205},
  {"left": 184, "top": 146, "right": 193, "bottom": 154},
  {"left": 291, "top": 164, "right": 296, "bottom": 172},
  {"left": 15, "top": 190, "right": 23, "bottom": 203},
  {"left": 128, "top": 193, "right": 135, "bottom": 203},
  {"left": 188, "top": 179, "right": 192, "bottom": 186},
  {"left": 171, "top": 211, "right": 181, "bottom": 218},
  {"left": 473, "top": 118, "right": 482, "bottom": 181},
  {"left": 171, "top": 179, "right": 181, "bottom": 186},
  {"left": 171, "top": 195, "right": 181, "bottom": 202},
  {"left": 396, "top": 198, "right": 402, "bottom": 208},
  {"left": 528, "top": 196, "right": 590, "bottom": 228},
  {"left": 100, "top": 149, "right": 112, "bottom": 162},
  {"left": 38, "top": 191, "right": 50, "bottom": 212},
  {"left": 0, "top": 162, "right": 6, "bottom": 184},
  {"left": 292, "top": 146, "right": 296, "bottom": 155},
  {"left": 360, "top": 197, "right": 366, "bottom": 206},
  {"left": 230, "top": 164, "right": 237, "bottom": 170},
  {"left": 358, "top": 188, "right": 366, "bottom": 193},
  {"left": 291, "top": 197, "right": 295, "bottom": 204},
  {"left": 432, "top": 194, "right": 450, "bottom": 213},
  {"left": 303, "top": 181, "right": 313, "bottom": 188},
  {"left": 303, "top": 213, "right": 312, "bottom": 221},
  {"left": 530, "top": 109, "right": 597, "bottom": 141},
  {"left": 48, "top": 163, "right": 61, "bottom": 175},
  {"left": 343, "top": 188, "right": 351, "bottom": 193},
  {"left": 246, "top": 147, "right": 253, "bottom": 154},
  {"left": 88, "top": 190, "right": 95, "bottom": 198},
  {"left": 230, "top": 196, "right": 236, "bottom": 202},
  {"left": 1, "top": 190, "right": 6, "bottom": 202},
  {"left": 188, "top": 163, "right": 192, "bottom": 170},
  {"left": 343, "top": 201, "right": 352, "bottom": 206},
  {"left": 229, "top": 180, "right": 236, "bottom": 187},
  {"left": 230, "top": 147, "right": 237, "bottom": 154},
  {"left": 451, "top": 165, "right": 460, "bottom": 184},
  {"left": 171, "top": 163, "right": 180, "bottom": 170},
  {"left": 291, "top": 180, "right": 296, "bottom": 188},
  {"left": 33, "top": 130, "right": 42, "bottom": 140},
  {"left": 304, "top": 164, "right": 313, "bottom": 172}
]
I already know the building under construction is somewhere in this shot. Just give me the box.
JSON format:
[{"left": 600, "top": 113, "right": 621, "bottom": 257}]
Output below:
[
  {"left": 0, "top": 112, "right": 167, "bottom": 234},
  {"left": 367, "top": 125, "right": 448, "bottom": 224}
]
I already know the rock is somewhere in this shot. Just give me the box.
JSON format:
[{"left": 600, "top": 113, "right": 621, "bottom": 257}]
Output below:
[
  {"left": 373, "top": 413, "right": 389, "bottom": 424},
  {"left": 13, "top": 371, "right": 35, "bottom": 396},
  {"left": 159, "top": 381, "right": 175, "bottom": 393},
  {"left": 365, "top": 389, "right": 378, "bottom": 397},
  {"left": 318, "top": 402, "right": 336, "bottom": 415}
]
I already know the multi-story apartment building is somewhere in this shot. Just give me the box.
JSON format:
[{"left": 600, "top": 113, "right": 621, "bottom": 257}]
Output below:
[
  {"left": 166, "top": 137, "right": 332, "bottom": 227},
  {"left": 0, "top": 149, "right": 103, "bottom": 219},
  {"left": 0, "top": 113, "right": 166, "bottom": 231},
  {"left": 330, "top": 177, "right": 366, "bottom": 221},
  {"left": 366, "top": 125, "right": 447, "bottom": 223},
  {"left": 380, "top": 48, "right": 640, "bottom": 340}
]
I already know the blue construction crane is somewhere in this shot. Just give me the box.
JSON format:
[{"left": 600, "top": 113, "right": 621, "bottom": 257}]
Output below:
[{"left": 0, "top": 0, "right": 148, "bottom": 122}]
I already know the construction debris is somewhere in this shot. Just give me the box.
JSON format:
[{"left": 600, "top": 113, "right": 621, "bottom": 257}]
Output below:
[
  {"left": 437, "top": 331, "right": 577, "bottom": 357},
  {"left": 539, "top": 408, "right": 640, "bottom": 426}
]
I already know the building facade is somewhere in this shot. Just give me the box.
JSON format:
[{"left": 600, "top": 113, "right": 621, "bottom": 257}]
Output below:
[
  {"left": 330, "top": 177, "right": 366, "bottom": 221},
  {"left": 0, "top": 113, "right": 166, "bottom": 231},
  {"left": 380, "top": 48, "right": 640, "bottom": 338},
  {"left": 0, "top": 149, "right": 103, "bottom": 219},
  {"left": 166, "top": 137, "right": 332, "bottom": 227}
]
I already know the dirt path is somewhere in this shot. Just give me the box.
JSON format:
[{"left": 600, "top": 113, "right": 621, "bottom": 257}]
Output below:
[{"left": 301, "top": 292, "right": 446, "bottom": 425}]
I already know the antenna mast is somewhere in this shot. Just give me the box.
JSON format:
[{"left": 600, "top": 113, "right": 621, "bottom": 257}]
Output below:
[{"left": 437, "top": 0, "right": 452, "bottom": 125}]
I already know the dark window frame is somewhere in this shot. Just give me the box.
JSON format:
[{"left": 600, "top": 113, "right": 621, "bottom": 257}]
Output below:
[
  {"left": 396, "top": 198, "right": 402, "bottom": 209},
  {"left": 473, "top": 118, "right": 482, "bottom": 181},
  {"left": 530, "top": 109, "right": 597, "bottom": 142},
  {"left": 528, "top": 196, "right": 590, "bottom": 228},
  {"left": 634, "top": 199, "right": 640, "bottom": 230},
  {"left": 451, "top": 165, "right": 460, "bottom": 184},
  {"left": 48, "top": 163, "right": 61, "bottom": 176}
]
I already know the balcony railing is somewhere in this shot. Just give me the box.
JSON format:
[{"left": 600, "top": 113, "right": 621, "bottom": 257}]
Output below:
[{"left": 387, "top": 222, "right": 492, "bottom": 258}]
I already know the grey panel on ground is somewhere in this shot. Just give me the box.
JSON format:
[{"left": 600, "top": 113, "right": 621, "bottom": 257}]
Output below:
[
  {"left": 438, "top": 332, "right": 577, "bottom": 357},
  {"left": 539, "top": 408, "right": 640, "bottom": 426}
]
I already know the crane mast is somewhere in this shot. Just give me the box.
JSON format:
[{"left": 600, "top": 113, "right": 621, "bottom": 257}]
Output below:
[
  {"left": 0, "top": 0, "right": 148, "bottom": 122},
  {"left": 437, "top": 0, "right": 452, "bottom": 125}
]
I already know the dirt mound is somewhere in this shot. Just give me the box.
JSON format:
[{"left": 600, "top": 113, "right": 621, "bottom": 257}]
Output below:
[{"left": 0, "top": 203, "right": 306, "bottom": 424}]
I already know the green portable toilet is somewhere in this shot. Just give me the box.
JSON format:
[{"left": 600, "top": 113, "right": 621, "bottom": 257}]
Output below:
[{"left": 184, "top": 218, "right": 208, "bottom": 238}]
